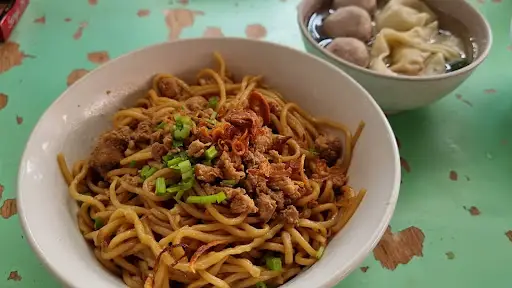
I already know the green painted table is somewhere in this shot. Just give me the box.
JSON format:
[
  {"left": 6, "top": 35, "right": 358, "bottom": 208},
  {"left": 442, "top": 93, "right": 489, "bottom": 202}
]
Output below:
[{"left": 1, "top": 0, "right": 511, "bottom": 287}]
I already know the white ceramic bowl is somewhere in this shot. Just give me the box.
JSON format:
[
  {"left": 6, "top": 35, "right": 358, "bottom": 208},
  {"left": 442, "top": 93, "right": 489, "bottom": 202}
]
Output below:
[
  {"left": 17, "top": 38, "right": 400, "bottom": 288},
  {"left": 298, "top": 0, "right": 493, "bottom": 113}
]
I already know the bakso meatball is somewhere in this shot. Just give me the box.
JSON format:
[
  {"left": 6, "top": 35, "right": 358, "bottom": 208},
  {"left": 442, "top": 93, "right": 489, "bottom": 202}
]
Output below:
[
  {"left": 326, "top": 37, "right": 370, "bottom": 68},
  {"left": 323, "top": 6, "right": 372, "bottom": 42},
  {"left": 157, "top": 77, "right": 182, "bottom": 99},
  {"left": 332, "top": 0, "right": 377, "bottom": 13}
]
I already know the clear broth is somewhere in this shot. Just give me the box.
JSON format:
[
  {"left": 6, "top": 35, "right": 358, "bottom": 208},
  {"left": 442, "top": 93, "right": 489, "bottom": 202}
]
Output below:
[{"left": 307, "top": 0, "right": 477, "bottom": 73}]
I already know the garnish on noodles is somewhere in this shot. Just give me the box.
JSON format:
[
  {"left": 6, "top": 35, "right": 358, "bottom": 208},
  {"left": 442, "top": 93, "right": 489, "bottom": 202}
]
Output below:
[{"left": 57, "top": 52, "right": 366, "bottom": 288}]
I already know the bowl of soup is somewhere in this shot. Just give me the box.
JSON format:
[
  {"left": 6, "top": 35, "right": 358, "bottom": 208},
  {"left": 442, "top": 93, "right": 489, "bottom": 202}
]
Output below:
[{"left": 298, "top": 0, "right": 492, "bottom": 113}]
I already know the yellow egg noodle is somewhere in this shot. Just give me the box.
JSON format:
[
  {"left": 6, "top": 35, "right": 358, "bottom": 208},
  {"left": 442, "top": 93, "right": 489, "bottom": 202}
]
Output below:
[{"left": 58, "top": 53, "right": 365, "bottom": 288}]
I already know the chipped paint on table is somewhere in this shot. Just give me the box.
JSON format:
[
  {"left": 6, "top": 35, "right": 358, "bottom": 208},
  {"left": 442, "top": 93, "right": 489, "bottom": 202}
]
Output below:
[{"left": 0, "top": 0, "right": 511, "bottom": 287}]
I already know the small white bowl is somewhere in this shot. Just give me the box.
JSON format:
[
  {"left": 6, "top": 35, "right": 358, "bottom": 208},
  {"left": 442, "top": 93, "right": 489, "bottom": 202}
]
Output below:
[
  {"left": 17, "top": 38, "right": 400, "bottom": 288},
  {"left": 298, "top": 0, "right": 493, "bottom": 113}
]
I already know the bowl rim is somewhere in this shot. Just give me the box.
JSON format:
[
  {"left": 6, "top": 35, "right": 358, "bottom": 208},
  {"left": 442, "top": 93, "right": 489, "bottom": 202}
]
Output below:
[
  {"left": 17, "top": 37, "right": 401, "bottom": 288},
  {"left": 297, "top": 0, "right": 493, "bottom": 82}
]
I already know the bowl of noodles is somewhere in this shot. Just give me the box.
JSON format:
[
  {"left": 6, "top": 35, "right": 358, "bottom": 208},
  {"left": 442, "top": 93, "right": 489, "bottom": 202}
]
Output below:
[{"left": 17, "top": 38, "right": 400, "bottom": 288}]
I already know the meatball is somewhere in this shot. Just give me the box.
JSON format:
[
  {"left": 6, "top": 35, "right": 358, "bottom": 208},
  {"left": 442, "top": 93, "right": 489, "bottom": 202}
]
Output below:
[
  {"left": 157, "top": 77, "right": 182, "bottom": 99},
  {"left": 314, "top": 134, "right": 344, "bottom": 166},
  {"left": 326, "top": 37, "right": 370, "bottom": 67},
  {"left": 323, "top": 6, "right": 372, "bottom": 42},
  {"left": 332, "top": 0, "right": 377, "bottom": 14}
]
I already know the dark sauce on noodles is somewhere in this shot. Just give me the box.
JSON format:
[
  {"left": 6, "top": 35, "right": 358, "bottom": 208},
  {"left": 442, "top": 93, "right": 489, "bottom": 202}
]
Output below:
[{"left": 306, "top": 1, "right": 476, "bottom": 73}]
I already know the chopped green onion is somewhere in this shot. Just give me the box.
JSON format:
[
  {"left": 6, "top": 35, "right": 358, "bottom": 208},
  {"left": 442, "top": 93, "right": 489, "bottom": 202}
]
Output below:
[
  {"left": 94, "top": 218, "right": 104, "bottom": 230},
  {"left": 255, "top": 282, "right": 267, "bottom": 288},
  {"left": 174, "top": 114, "right": 192, "bottom": 125},
  {"left": 218, "top": 192, "right": 227, "bottom": 202},
  {"left": 206, "top": 113, "right": 217, "bottom": 125},
  {"left": 175, "top": 189, "right": 186, "bottom": 201},
  {"left": 175, "top": 179, "right": 195, "bottom": 201},
  {"left": 147, "top": 167, "right": 158, "bottom": 178},
  {"left": 166, "top": 185, "right": 182, "bottom": 194},
  {"left": 221, "top": 179, "right": 237, "bottom": 186},
  {"left": 316, "top": 246, "right": 325, "bottom": 259},
  {"left": 178, "top": 151, "right": 189, "bottom": 159},
  {"left": 167, "top": 157, "right": 183, "bottom": 167},
  {"left": 204, "top": 146, "right": 218, "bottom": 160},
  {"left": 177, "top": 160, "right": 192, "bottom": 173},
  {"left": 140, "top": 166, "right": 158, "bottom": 179},
  {"left": 180, "top": 178, "right": 195, "bottom": 191},
  {"left": 140, "top": 165, "right": 150, "bottom": 175},
  {"left": 265, "top": 256, "right": 282, "bottom": 271},
  {"left": 170, "top": 159, "right": 192, "bottom": 173},
  {"left": 156, "top": 122, "right": 166, "bottom": 129},
  {"left": 186, "top": 192, "right": 227, "bottom": 205},
  {"left": 173, "top": 115, "right": 192, "bottom": 140},
  {"left": 164, "top": 151, "right": 190, "bottom": 167},
  {"left": 182, "top": 170, "right": 194, "bottom": 181},
  {"left": 167, "top": 178, "right": 195, "bottom": 196},
  {"left": 129, "top": 160, "right": 137, "bottom": 168},
  {"left": 155, "top": 177, "right": 166, "bottom": 196},
  {"left": 173, "top": 140, "right": 183, "bottom": 148},
  {"left": 174, "top": 121, "right": 184, "bottom": 131},
  {"left": 173, "top": 123, "right": 191, "bottom": 140},
  {"left": 202, "top": 159, "right": 212, "bottom": 166},
  {"left": 208, "top": 96, "right": 219, "bottom": 108}
]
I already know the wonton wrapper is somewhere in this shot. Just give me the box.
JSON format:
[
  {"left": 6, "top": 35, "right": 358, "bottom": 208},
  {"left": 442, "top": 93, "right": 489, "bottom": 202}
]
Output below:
[
  {"left": 332, "top": 0, "right": 377, "bottom": 13},
  {"left": 376, "top": 0, "right": 437, "bottom": 32},
  {"left": 433, "top": 31, "right": 466, "bottom": 56},
  {"left": 369, "top": 26, "right": 461, "bottom": 76},
  {"left": 421, "top": 53, "right": 447, "bottom": 75}
]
